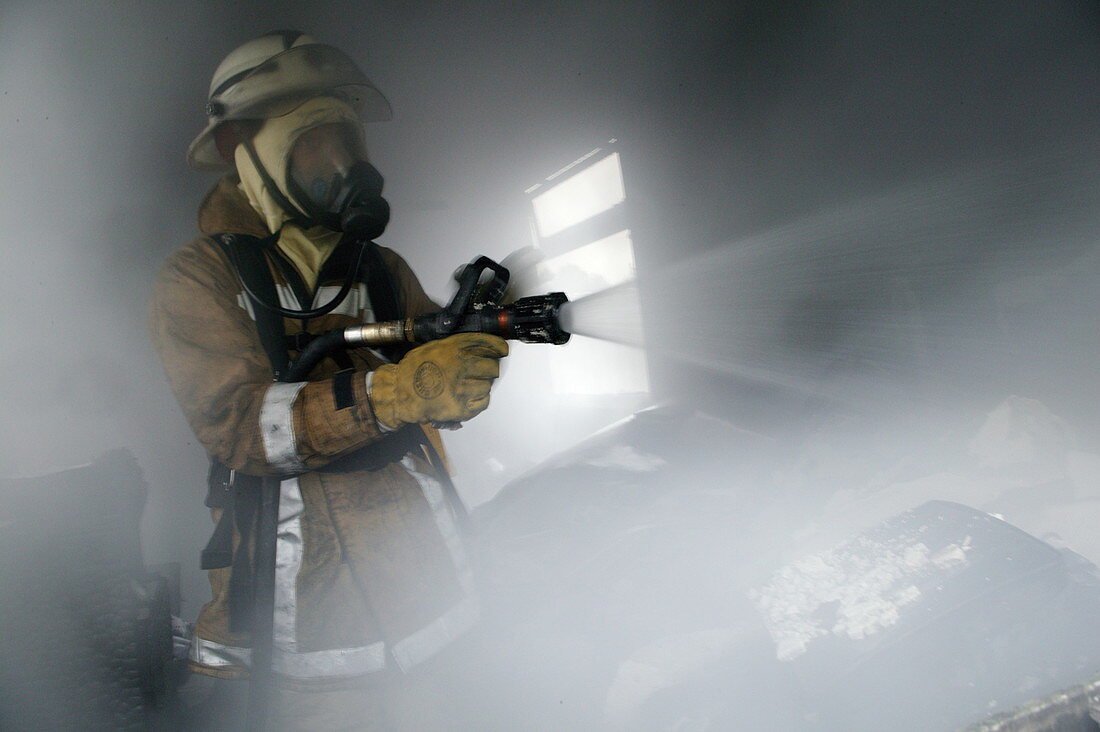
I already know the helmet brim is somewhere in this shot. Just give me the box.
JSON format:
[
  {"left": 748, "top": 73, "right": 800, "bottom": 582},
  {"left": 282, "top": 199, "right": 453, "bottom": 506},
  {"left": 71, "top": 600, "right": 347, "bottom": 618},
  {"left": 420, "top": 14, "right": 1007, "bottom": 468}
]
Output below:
[
  {"left": 186, "top": 43, "right": 393, "bottom": 171},
  {"left": 187, "top": 86, "right": 391, "bottom": 171}
]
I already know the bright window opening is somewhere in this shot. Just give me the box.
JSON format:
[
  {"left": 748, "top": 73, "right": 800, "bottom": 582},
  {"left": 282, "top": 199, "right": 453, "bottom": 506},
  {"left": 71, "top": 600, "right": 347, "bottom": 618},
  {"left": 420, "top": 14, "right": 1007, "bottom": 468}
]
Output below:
[
  {"left": 538, "top": 229, "right": 636, "bottom": 299},
  {"left": 531, "top": 152, "right": 626, "bottom": 238},
  {"left": 525, "top": 146, "right": 649, "bottom": 398},
  {"left": 536, "top": 229, "right": 649, "bottom": 395}
]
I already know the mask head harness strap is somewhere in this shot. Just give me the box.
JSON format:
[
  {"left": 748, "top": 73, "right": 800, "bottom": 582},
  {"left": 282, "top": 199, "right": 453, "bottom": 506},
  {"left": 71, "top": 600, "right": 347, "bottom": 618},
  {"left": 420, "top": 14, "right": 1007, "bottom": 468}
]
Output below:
[{"left": 238, "top": 127, "right": 313, "bottom": 229}]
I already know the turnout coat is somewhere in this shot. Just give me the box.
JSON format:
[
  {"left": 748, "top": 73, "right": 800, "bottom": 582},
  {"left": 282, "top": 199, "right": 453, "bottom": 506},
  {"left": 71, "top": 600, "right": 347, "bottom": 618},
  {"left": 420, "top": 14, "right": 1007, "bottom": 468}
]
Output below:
[{"left": 150, "top": 177, "right": 474, "bottom": 684}]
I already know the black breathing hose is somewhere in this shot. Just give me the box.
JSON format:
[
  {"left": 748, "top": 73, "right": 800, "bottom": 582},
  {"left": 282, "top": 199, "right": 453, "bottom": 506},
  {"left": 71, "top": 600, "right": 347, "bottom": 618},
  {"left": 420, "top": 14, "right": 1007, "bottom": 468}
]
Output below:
[{"left": 228, "top": 236, "right": 369, "bottom": 320}]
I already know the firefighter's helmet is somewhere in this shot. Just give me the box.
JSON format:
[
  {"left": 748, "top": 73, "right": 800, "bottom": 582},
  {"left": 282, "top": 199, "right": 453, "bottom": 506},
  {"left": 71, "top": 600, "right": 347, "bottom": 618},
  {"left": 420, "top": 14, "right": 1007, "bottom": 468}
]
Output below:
[{"left": 187, "top": 30, "right": 391, "bottom": 171}]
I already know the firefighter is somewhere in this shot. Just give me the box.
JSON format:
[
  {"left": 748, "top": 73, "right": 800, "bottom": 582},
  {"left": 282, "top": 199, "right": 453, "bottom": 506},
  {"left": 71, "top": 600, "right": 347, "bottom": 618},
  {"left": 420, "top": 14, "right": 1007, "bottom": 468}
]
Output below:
[{"left": 150, "top": 30, "right": 506, "bottom": 728}]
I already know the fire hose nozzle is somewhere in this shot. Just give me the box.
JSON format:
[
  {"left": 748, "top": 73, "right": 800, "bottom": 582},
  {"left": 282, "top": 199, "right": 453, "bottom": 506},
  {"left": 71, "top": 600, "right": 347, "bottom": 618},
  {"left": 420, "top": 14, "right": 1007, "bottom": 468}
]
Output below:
[
  {"left": 495, "top": 292, "right": 571, "bottom": 345},
  {"left": 340, "top": 294, "right": 571, "bottom": 347},
  {"left": 285, "top": 255, "right": 569, "bottom": 380},
  {"left": 409, "top": 292, "right": 570, "bottom": 344}
]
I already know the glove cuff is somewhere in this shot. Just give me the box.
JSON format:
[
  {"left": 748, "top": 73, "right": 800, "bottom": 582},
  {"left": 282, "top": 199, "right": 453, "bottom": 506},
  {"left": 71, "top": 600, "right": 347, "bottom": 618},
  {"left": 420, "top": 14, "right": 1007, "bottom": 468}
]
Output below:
[{"left": 367, "top": 364, "right": 405, "bottom": 430}]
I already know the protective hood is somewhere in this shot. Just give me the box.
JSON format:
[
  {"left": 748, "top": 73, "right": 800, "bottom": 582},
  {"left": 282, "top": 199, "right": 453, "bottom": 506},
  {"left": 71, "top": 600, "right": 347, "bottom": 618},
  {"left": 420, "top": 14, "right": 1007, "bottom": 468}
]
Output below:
[
  {"left": 235, "top": 96, "right": 364, "bottom": 288},
  {"left": 235, "top": 95, "right": 365, "bottom": 232}
]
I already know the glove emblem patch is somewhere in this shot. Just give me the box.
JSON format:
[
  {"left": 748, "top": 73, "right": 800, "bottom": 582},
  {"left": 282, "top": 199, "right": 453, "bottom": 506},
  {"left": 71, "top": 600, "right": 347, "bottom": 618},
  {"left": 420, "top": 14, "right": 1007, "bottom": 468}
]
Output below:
[{"left": 413, "top": 361, "right": 445, "bottom": 399}]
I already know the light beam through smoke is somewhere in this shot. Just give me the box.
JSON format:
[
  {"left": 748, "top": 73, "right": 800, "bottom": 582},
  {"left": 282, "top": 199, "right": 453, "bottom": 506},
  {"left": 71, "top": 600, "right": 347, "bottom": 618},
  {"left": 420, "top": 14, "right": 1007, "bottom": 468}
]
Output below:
[{"left": 561, "top": 143, "right": 1100, "bottom": 410}]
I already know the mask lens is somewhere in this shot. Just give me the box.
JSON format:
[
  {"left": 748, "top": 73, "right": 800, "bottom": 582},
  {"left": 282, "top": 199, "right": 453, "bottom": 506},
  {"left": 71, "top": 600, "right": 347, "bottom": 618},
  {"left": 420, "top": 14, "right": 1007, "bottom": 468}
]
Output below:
[{"left": 288, "top": 123, "right": 363, "bottom": 211}]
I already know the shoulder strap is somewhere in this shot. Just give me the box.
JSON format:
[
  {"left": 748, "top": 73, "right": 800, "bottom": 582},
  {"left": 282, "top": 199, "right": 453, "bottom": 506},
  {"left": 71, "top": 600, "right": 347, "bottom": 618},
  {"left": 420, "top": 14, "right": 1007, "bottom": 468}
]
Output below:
[
  {"left": 360, "top": 242, "right": 402, "bottom": 322},
  {"left": 359, "top": 242, "right": 414, "bottom": 362},
  {"left": 201, "top": 233, "right": 289, "bottom": 578},
  {"left": 214, "top": 233, "right": 290, "bottom": 380}
]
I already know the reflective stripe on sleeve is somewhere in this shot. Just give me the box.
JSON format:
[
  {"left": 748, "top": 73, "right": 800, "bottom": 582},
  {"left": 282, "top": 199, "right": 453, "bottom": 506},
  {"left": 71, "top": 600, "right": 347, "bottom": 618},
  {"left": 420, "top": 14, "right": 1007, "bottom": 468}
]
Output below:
[{"left": 259, "top": 382, "right": 307, "bottom": 472}]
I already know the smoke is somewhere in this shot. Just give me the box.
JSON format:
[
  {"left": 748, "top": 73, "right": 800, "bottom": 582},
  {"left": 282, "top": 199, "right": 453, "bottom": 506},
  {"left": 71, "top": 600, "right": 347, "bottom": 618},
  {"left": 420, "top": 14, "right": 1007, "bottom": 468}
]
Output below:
[
  {"left": 639, "top": 143, "right": 1100, "bottom": 407},
  {"left": 1, "top": 0, "right": 1100, "bottom": 728},
  {"left": 555, "top": 137, "right": 1100, "bottom": 427}
]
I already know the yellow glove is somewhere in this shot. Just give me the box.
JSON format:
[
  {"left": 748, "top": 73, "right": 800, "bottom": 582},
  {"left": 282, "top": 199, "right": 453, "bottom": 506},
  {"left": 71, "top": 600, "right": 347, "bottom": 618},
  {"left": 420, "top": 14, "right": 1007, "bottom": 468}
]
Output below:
[{"left": 370, "top": 333, "right": 509, "bottom": 428}]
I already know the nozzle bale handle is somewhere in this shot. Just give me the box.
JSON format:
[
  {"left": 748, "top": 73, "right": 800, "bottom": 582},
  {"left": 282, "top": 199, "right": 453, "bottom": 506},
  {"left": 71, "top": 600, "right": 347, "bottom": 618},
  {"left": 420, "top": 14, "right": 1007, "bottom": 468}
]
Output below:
[{"left": 446, "top": 256, "right": 510, "bottom": 319}]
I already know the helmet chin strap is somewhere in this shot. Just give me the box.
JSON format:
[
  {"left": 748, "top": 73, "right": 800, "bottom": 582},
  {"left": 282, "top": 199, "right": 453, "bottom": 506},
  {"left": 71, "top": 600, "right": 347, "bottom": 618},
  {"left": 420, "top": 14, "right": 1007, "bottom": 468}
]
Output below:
[{"left": 240, "top": 135, "right": 316, "bottom": 230}]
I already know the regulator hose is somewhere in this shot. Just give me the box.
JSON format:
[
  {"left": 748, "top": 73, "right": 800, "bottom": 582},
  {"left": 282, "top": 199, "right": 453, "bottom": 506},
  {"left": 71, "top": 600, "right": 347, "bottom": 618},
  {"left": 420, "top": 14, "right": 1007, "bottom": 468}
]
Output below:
[{"left": 227, "top": 236, "right": 369, "bottom": 320}]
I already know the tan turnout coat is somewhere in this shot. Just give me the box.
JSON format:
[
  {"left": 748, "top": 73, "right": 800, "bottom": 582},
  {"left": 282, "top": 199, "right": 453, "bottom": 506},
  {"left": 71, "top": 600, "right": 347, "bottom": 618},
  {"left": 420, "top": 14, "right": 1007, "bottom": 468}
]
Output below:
[{"left": 150, "top": 177, "right": 474, "bottom": 685}]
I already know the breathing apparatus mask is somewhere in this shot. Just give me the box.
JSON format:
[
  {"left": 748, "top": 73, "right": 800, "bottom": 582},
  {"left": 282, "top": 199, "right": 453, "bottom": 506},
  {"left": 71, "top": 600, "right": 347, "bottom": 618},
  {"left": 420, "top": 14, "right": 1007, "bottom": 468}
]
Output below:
[
  {"left": 232, "top": 94, "right": 391, "bottom": 241},
  {"left": 284, "top": 121, "right": 390, "bottom": 240}
]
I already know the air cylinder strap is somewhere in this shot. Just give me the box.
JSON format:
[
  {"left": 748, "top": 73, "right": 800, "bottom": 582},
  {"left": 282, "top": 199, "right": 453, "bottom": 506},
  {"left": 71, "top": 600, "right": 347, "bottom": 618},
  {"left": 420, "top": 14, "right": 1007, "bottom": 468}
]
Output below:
[{"left": 215, "top": 233, "right": 289, "bottom": 379}]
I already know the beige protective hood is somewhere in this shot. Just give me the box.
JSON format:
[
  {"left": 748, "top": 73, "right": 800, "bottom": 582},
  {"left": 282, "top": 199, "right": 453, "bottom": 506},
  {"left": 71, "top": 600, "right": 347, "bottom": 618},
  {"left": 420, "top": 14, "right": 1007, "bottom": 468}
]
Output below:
[{"left": 235, "top": 96, "right": 366, "bottom": 288}]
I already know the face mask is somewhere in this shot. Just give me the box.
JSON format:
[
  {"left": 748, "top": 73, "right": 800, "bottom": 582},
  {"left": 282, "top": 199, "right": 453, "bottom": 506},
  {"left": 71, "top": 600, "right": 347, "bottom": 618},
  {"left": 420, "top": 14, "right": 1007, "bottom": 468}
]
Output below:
[{"left": 285, "top": 122, "right": 391, "bottom": 239}]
